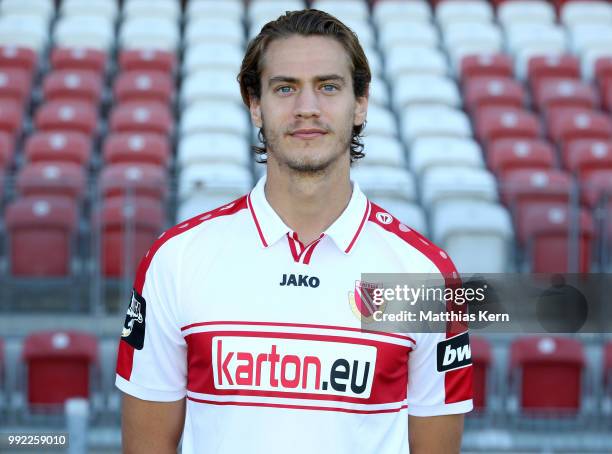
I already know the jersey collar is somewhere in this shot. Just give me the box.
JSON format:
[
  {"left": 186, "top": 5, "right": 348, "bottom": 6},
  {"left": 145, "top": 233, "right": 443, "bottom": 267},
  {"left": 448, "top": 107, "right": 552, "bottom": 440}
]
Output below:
[{"left": 247, "top": 175, "right": 370, "bottom": 254}]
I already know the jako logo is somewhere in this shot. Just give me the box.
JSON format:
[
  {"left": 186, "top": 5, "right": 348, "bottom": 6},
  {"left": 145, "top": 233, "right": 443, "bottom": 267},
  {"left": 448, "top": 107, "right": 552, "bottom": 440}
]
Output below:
[
  {"left": 436, "top": 332, "right": 472, "bottom": 372},
  {"left": 279, "top": 273, "right": 320, "bottom": 287},
  {"left": 212, "top": 336, "right": 376, "bottom": 398}
]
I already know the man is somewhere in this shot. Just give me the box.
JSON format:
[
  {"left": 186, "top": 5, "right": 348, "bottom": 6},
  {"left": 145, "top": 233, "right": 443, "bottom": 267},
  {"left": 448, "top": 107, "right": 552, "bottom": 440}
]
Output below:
[{"left": 116, "top": 9, "right": 473, "bottom": 454}]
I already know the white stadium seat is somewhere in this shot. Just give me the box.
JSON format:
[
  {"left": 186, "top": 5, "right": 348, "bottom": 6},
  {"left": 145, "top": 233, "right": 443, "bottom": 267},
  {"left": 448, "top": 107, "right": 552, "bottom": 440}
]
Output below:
[
  {"left": 0, "top": 15, "right": 48, "bottom": 53},
  {"left": 54, "top": 16, "right": 114, "bottom": 52},
  {"left": 569, "top": 24, "right": 612, "bottom": 55},
  {"left": 421, "top": 166, "right": 498, "bottom": 209},
  {"left": 505, "top": 23, "right": 567, "bottom": 56},
  {"left": 183, "top": 43, "right": 243, "bottom": 76},
  {"left": 181, "top": 69, "right": 243, "bottom": 107},
  {"left": 185, "top": 18, "right": 244, "bottom": 47},
  {"left": 119, "top": 18, "right": 180, "bottom": 51},
  {"left": 373, "top": 0, "right": 432, "bottom": 26},
  {"left": 561, "top": 1, "right": 612, "bottom": 28},
  {"left": 248, "top": 0, "right": 305, "bottom": 26},
  {"left": 351, "top": 166, "right": 417, "bottom": 202},
  {"left": 432, "top": 200, "right": 514, "bottom": 273},
  {"left": 435, "top": 0, "right": 493, "bottom": 28},
  {"left": 311, "top": 0, "right": 370, "bottom": 23},
  {"left": 178, "top": 163, "right": 253, "bottom": 202},
  {"left": 581, "top": 49, "right": 612, "bottom": 81},
  {"left": 123, "top": 0, "right": 181, "bottom": 22},
  {"left": 385, "top": 45, "right": 448, "bottom": 82},
  {"left": 181, "top": 102, "right": 250, "bottom": 138},
  {"left": 497, "top": 0, "right": 555, "bottom": 27},
  {"left": 399, "top": 106, "right": 471, "bottom": 144},
  {"left": 362, "top": 105, "right": 397, "bottom": 138},
  {"left": 364, "top": 47, "right": 383, "bottom": 77},
  {"left": 369, "top": 197, "right": 429, "bottom": 235},
  {"left": 187, "top": 0, "right": 244, "bottom": 22},
  {"left": 379, "top": 22, "right": 439, "bottom": 52},
  {"left": 368, "top": 76, "right": 390, "bottom": 107},
  {"left": 60, "top": 0, "right": 118, "bottom": 21},
  {"left": 409, "top": 137, "right": 484, "bottom": 177},
  {"left": 178, "top": 133, "right": 249, "bottom": 169},
  {"left": 360, "top": 135, "right": 406, "bottom": 168},
  {"left": 1, "top": 0, "right": 54, "bottom": 23},
  {"left": 443, "top": 22, "right": 503, "bottom": 55},
  {"left": 392, "top": 74, "right": 461, "bottom": 111}
]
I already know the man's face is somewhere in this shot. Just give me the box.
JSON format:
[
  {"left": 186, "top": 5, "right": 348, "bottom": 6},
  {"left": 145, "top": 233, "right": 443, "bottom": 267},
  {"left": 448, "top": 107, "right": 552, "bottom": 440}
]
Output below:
[{"left": 249, "top": 35, "right": 368, "bottom": 173}]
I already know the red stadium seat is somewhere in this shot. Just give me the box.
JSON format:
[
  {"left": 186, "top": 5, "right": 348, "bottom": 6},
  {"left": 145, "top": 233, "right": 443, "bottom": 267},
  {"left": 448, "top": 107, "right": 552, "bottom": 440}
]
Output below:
[
  {"left": 50, "top": 47, "right": 107, "bottom": 74},
  {"left": 109, "top": 101, "right": 173, "bottom": 136},
  {"left": 23, "top": 331, "right": 98, "bottom": 407},
  {"left": 510, "top": 336, "right": 584, "bottom": 414},
  {"left": 527, "top": 55, "right": 580, "bottom": 91},
  {"left": 520, "top": 203, "right": 593, "bottom": 273},
  {"left": 464, "top": 76, "right": 525, "bottom": 114},
  {"left": 580, "top": 169, "right": 612, "bottom": 208},
  {"left": 0, "top": 98, "right": 23, "bottom": 138},
  {"left": 470, "top": 336, "right": 492, "bottom": 412},
  {"left": 0, "top": 131, "right": 14, "bottom": 169},
  {"left": 5, "top": 196, "right": 78, "bottom": 276},
  {"left": 99, "top": 163, "right": 168, "bottom": 201},
  {"left": 0, "top": 68, "right": 31, "bottom": 104},
  {"left": 119, "top": 49, "right": 176, "bottom": 74},
  {"left": 103, "top": 133, "right": 170, "bottom": 167},
  {"left": 533, "top": 78, "right": 597, "bottom": 114},
  {"left": 594, "top": 57, "right": 612, "bottom": 87},
  {"left": 16, "top": 162, "right": 86, "bottom": 200},
  {"left": 602, "top": 76, "right": 612, "bottom": 112},
  {"left": 114, "top": 71, "right": 174, "bottom": 105},
  {"left": 460, "top": 54, "right": 514, "bottom": 83},
  {"left": 24, "top": 131, "right": 91, "bottom": 167},
  {"left": 0, "top": 45, "right": 37, "bottom": 75},
  {"left": 35, "top": 100, "right": 98, "bottom": 136},
  {"left": 488, "top": 139, "right": 556, "bottom": 179},
  {"left": 475, "top": 106, "right": 541, "bottom": 145},
  {"left": 546, "top": 107, "right": 612, "bottom": 146},
  {"left": 43, "top": 70, "right": 103, "bottom": 104},
  {"left": 97, "top": 196, "right": 165, "bottom": 277},
  {"left": 563, "top": 139, "right": 612, "bottom": 180}
]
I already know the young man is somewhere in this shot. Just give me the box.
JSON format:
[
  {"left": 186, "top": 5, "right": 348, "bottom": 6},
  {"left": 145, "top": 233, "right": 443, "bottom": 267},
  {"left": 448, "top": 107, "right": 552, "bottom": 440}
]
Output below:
[{"left": 116, "top": 9, "right": 473, "bottom": 454}]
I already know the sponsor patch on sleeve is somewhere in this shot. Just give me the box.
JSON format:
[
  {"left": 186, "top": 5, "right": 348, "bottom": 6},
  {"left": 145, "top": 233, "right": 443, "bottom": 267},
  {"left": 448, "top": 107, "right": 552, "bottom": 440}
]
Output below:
[
  {"left": 121, "top": 289, "right": 146, "bottom": 350},
  {"left": 436, "top": 332, "right": 471, "bottom": 372}
]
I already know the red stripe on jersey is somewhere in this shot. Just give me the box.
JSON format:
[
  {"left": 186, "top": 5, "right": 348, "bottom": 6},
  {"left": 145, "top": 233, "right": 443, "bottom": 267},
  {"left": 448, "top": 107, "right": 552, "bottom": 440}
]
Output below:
[
  {"left": 247, "top": 193, "right": 268, "bottom": 247},
  {"left": 116, "top": 196, "right": 249, "bottom": 381},
  {"left": 367, "top": 202, "right": 473, "bottom": 405},
  {"left": 287, "top": 233, "right": 301, "bottom": 262},
  {"left": 302, "top": 234, "right": 325, "bottom": 264},
  {"left": 345, "top": 201, "right": 371, "bottom": 253},
  {"left": 185, "top": 330, "right": 410, "bottom": 405},
  {"left": 187, "top": 397, "right": 408, "bottom": 414}
]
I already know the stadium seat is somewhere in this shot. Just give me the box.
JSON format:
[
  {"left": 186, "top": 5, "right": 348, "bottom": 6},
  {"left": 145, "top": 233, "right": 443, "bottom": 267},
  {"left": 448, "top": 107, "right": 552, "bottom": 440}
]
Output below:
[
  {"left": 0, "top": 98, "right": 23, "bottom": 138},
  {"left": 602, "top": 76, "right": 612, "bottom": 112},
  {"left": 97, "top": 196, "right": 165, "bottom": 278},
  {"left": 487, "top": 139, "right": 556, "bottom": 179},
  {"left": 114, "top": 71, "right": 174, "bottom": 105},
  {"left": 350, "top": 166, "right": 417, "bottom": 202},
  {"left": 5, "top": 196, "right": 78, "bottom": 276},
  {"left": 432, "top": 200, "right": 513, "bottom": 273},
  {"left": 119, "top": 49, "right": 176, "bottom": 74},
  {"left": 561, "top": 0, "right": 612, "bottom": 27},
  {"left": 359, "top": 135, "right": 406, "bottom": 168},
  {"left": 35, "top": 100, "right": 97, "bottom": 137},
  {"left": 386, "top": 45, "right": 449, "bottom": 83},
  {"left": 470, "top": 336, "right": 492, "bottom": 411},
  {"left": 372, "top": 0, "right": 432, "bottom": 26},
  {"left": 103, "top": 133, "right": 170, "bottom": 167},
  {"left": 186, "top": 0, "right": 244, "bottom": 22},
  {"left": 436, "top": 0, "right": 493, "bottom": 28},
  {"left": 368, "top": 76, "right": 390, "bottom": 108},
  {"left": 23, "top": 331, "right": 98, "bottom": 407},
  {"left": 24, "top": 132, "right": 91, "bottom": 167},
  {"left": 180, "top": 101, "right": 249, "bottom": 138},
  {"left": 533, "top": 78, "right": 597, "bottom": 114},
  {"left": 505, "top": 23, "right": 567, "bottom": 59},
  {"left": 392, "top": 75, "right": 461, "bottom": 111},
  {"left": 460, "top": 54, "right": 514, "bottom": 83},
  {"left": 50, "top": 47, "right": 107, "bottom": 74},
  {"left": 0, "top": 45, "right": 37, "bottom": 75},
  {"left": 53, "top": 16, "right": 114, "bottom": 52},
  {"left": 409, "top": 137, "right": 484, "bottom": 177},
  {"left": 563, "top": 139, "right": 612, "bottom": 180},
  {"left": 109, "top": 102, "right": 173, "bottom": 136},
  {"left": 362, "top": 105, "right": 397, "bottom": 138},
  {"left": 182, "top": 43, "right": 243, "bottom": 76},
  {"left": 178, "top": 163, "right": 253, "bottom": 204},
  {"left": 364, "top": 47, "right": 383, "bottom": 78},
  {"left": 497, "top": 0, "right": 555, "bottom": 27},
  {"left": 123, "top": 0, "right": 180, "bottom": 22},
  {"left": 16, "top": 162, "right": 86, "bottom": 200},
  {"left": 248, "top": 0, "right": 305, "bottom": 27},
  {"left": 0, "top": 131, "right": 13, "bottom": 169},
  {"left": 99, "top": 163, "right": 168, "bottom": 202},
  {"left": 400, "top": 106, "right": 472, "bottom": 144},
  {"left": 180, "top": 69, "right": 242, "bottom": 107},
  {"left": 475, "top": 106, "right": 541, "bottom": 145},
  {"left": 510, "top": 336, "right": 585, "bottom": 414},
  {"left": 0, "top": 67, "right": 31, "bottom": 105},
  {"left": 185, "top": 18, "right": 245, "bottom": 48},
  {"left": 527, "top": 55, "right": 581, "bottom": 90},
  {"left": 60, "top": 0, "right": 118, "bottom": 22},
  {"left": 0, "top": 15, "right": 49, "bottom": 54},
  {"left": 311, "top": 0, "right": 369, "bottom": 23},
  {"left": 464, "top": 76, "right": 525, "bottom": 114},
  {"left": 581, "top": 49, "right": 612, "bottom": 83},
  {"left": 546, "top": 108, "right": 612, "bottom": 147},
  {"left": 340, "top": 19, "right": 375, "bottom": 49},
  {"left": 378, "top": 22, "right": 439, "bottom": 53},
  {"left": 368, "top": 197, "right": 428, "bottom": 235},
  {"left": 1, "top": 0, "right": 54, "bottom": 21},
  {"left": 421, "top": 166, "right": 498, "bottom": 209},
  {"left": 119, "top": 18, "right": 180, "bottom": 52},
  {"left": 443, "top": 22, "right": 503, "bottom": 59},
  {"left": 580, "top": 169, "right": 612, "bottom": 209},
  {"left": 569, "top": 24, "right": 612, "bottom": 56},
  {"left": 178, "top": 133, "right": 249, "bottom": 169},
  {"left": 42, "top": 69, "right": 103, "bottom": 104},
  {"left": 594, "top": 57, "right": 612, "bottom": 86}
]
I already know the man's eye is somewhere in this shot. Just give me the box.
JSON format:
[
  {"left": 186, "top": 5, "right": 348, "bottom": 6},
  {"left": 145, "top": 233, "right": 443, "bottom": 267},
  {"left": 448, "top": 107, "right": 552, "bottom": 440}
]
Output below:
[
  {"left": 276, "top": 86, "right": 294, "bottom": 94},
  {"left": 322, "top": 84, "right": 338, "bottom": 92}
]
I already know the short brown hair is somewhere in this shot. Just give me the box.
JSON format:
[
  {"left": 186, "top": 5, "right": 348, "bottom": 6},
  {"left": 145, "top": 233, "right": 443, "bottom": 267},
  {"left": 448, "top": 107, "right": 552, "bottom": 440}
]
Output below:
[{"left": 237, "top": 9, "right": 371, "bottom": 163}]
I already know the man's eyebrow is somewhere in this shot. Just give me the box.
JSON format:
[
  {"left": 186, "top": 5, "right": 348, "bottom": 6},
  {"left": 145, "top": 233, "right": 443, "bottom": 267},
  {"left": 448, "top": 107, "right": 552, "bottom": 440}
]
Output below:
[{"left": 267, "top": 75, "right": 346, "bottom": 87}]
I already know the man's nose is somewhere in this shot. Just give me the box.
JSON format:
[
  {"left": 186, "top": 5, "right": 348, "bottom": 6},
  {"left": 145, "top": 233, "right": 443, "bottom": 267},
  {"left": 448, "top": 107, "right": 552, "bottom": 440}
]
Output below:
[{"left": 293, "top": 86, "right": 321, "bottom": 118}]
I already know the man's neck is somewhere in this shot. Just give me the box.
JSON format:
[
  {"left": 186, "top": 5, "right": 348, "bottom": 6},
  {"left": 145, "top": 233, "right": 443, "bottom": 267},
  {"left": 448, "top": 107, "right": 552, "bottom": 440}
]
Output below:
[{"left": 264, "top": 162, "right": 353, "bottom": 245}]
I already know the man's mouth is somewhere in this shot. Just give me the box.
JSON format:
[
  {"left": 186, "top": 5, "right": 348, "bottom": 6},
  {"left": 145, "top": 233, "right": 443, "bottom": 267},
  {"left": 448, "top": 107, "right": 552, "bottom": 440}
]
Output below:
[{"left": 290, "top": 129, "right": 328, "bottom": 140}]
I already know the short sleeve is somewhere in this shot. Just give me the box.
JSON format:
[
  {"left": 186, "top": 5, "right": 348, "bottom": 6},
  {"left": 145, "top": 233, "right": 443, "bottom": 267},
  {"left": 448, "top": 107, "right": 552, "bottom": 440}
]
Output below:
[{"left": 115, "top": 241, "right": 187, "bottom": 401}]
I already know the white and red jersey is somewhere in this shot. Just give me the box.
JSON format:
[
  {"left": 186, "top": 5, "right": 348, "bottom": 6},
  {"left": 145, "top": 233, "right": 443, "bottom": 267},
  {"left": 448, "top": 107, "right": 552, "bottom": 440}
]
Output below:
[{"left": 115, "top": 176, "right": 473, "bottom": 454}]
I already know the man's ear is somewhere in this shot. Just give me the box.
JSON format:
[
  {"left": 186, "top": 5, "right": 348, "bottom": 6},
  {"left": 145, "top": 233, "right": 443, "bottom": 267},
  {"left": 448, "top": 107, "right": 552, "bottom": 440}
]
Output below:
[
  {"left": 353, "top": 90, "right": 368, "bottom": 127},
  {"left": 249, "top": 95, "right": 263, "bottom": 128}
]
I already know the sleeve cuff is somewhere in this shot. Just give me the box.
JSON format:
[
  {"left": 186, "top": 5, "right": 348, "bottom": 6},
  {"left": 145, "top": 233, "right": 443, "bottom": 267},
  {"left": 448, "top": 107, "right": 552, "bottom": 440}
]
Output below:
[
  {"left": 407, "top": 399, "right": 473, "bottom": 417},
  {"left": 115, "top": 374, "right": 186, "bottom": 402}
]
